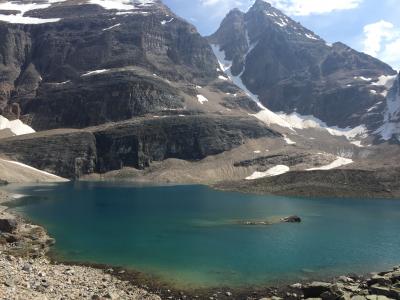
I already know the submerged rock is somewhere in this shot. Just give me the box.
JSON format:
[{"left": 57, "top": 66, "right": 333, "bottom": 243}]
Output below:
[
  {"left": 280, "top": 216, "right": 301, "bottom": 223},
  {"left": 236, "top": 215, "right": 302, "bottom": 226}
]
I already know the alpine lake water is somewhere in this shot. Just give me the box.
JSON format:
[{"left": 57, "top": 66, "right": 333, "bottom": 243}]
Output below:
[{"left": 3, "top": 182, "right": 400, "bottom": 290}]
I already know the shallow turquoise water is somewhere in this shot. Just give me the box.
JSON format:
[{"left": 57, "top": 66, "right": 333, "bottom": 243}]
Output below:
[{"left": 3, "top": 182, "right": 400, "bottom": 288}]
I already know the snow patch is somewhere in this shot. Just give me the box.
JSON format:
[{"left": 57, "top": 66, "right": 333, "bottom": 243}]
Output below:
[
  {"left": 354, "top": 76, "right": 372, "bottom": 82},
  {"left": 307, "top": 157, "right": 353, "bottom": 171},
  {"left": 161, "top": 18, "right": 174, "bottom": 25},
  {"left": 82, "top": 69, "right": 108, "bottom": 77},
  {"left": 89, "top": 0, "right": 155, "bottom": 10},
  {"left": 89, "top": 0, "right": 133, "bottom": 10},
  {"left": 0, "top": 116, "right": 35, "bottom": 136},
  {"left": 274, "top": 18, "right": 287, "bottom": 27},
  {"left": 197, "top": 95, "right": 208, "bottom": 104},
  {"left": 103, "top": 23, "right": 121, "bottom": 31},
  {"left": 275, "top": 112, "right": 368, "bottom": 141},
  {"left": 371, "top": 74, "right": 397, "bottom": 97},
  {"left": 0, "top": 0, "right": 66, "bottom": 24},
  {"left": 305, "top": 33, "right": 318, "bottom": 40},
  {"left": 371, "top": 75, "right": 397, "bottom": 89},
  {"left": 350, "top": 141, "right": 364, "bottom": 147},
  {"left": 53, "top": 80, "right": 71, "bottom": 85},
  {"left": 246, "top": 165, "right": 290, "bottom": 180},
  {"left": 283, "top": 135, "right": 296, "bottom": 145},
  {"left": 366, "top": 101, "right": 382, "bottom": 113}
]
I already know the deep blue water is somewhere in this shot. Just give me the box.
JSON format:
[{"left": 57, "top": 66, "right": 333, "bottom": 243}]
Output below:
[{"left": 3, "top": 182, "right": 400, "bottom": 288}]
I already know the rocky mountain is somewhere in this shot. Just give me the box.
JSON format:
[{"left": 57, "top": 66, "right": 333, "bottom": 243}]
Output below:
[
  {"left": 208, "top": 0, "right": 398, "bottom": 137},
  {"left": 0, "top": 0, "right": 399, "bottom": 184},
  {"left": 0, "top": 0, "right": 240, "bottom": 130}
]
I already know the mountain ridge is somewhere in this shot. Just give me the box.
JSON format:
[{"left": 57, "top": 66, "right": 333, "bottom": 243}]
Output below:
[{"left": 208, "top": 0, "right": 398, "bottom": 141}]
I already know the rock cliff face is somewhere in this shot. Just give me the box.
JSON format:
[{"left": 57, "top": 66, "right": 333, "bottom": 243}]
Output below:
[
  {"left": 25, "top": 70, "right": 186, "bottom": 130},
  {"left": 0, "top": 0, "right": 220, "bottom": 129},
  {"left": 208, "top": 0, "right": 397, "bottom": 130},
  {"left": 0, "top": 130, "right": 97, "bottom": 178},
  {"left": 93, "top": 115, "right": 279, "bottom": 172},
  {"left": 0, "top": 115, "right": 280, "bottom": 178}
]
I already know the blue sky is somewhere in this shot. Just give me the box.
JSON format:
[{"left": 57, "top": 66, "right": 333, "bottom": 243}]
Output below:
[{"left": 163, "top": 0, "right": 400, "bottom": 70}]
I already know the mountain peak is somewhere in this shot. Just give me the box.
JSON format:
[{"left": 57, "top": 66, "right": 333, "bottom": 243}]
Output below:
[
  {"left": 245, "top": 0, "right": 323, "bottom": 43},
  {"left": 251, "top": 0, "right": 272, "bottom": 11},
  {"left": 226, "top": 7, "right": 244, "bottom": 17}
]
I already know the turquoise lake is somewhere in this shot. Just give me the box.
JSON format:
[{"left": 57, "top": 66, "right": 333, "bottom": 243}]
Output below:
[{"left": 3, "top": 182, "right": 400, "bottom": 289}]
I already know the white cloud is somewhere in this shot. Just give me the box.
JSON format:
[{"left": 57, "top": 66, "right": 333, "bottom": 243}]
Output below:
[
  {"left": 200, "top": 0, "right": 363, "bottom": 16},
  {"left": 362, "top": 20, "right": 400, "bottom": 69},
  {"left": 268, "top": 0, "right": 363, "bottom": 16}
]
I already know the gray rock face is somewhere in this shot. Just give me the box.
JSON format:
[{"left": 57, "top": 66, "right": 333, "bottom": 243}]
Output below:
[
  {"left": 25, "top": 70, "right": 186, "bottom": 130},
  {"left": 0, "top": 130, "right": 97, "bottom": 178},
  {"left": 209, "top": 0, "right": 397, "bottom": 130},
  {"left": 234, "top": 153, "right": 326, "bottom": 168},
  {"left": 93, "top": 115, "right": 279, "bottom": 171},
  {"left": 0, "top": 115, "right": 280, "bottom": 178},
  {"left": 0, "top": 0, "right": 219, "bottom": 129}
]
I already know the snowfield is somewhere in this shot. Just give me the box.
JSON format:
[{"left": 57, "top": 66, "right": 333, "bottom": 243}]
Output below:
[
  {"left": 246, "top": 165, "right": 290, "bottom": 180},
  {"left": 0, "top": 0, "right": 156, "bottom": 24},
  {"left": 307, "top": 157, "right": 353, "bottom": 171},
  {"left": 0, "top": 0, "right": 65, "bottom": 24},
  {"left": 89, "top": 0, "right": 155, "bottom": 10}
]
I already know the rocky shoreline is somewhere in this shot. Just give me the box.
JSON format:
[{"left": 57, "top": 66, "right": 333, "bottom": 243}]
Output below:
[
  {"left": 214, "top": 168, "right": 400, "bottom": 199},
  {"left": 1, "top": 189, "right": 400, "bottom": 300}
]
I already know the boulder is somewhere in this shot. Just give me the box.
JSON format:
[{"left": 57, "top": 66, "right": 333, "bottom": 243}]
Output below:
[
  {"left": 367, "top": 275, "right": 392, "bottom": 287},
  {"left": 369, "top": 284, "right": 400, "bottom": 299},
  {"left": 302, "top": 282, "right": 334, "bottom": 298},
  {"left": 3, "top": 233, "right": 18, "bottom": 243},
  {"left": 389, "top": 271, "right": 400, "bottom": 282},
  {"left": 0, "top": 216, "right": 17, "bottom": 233}
]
